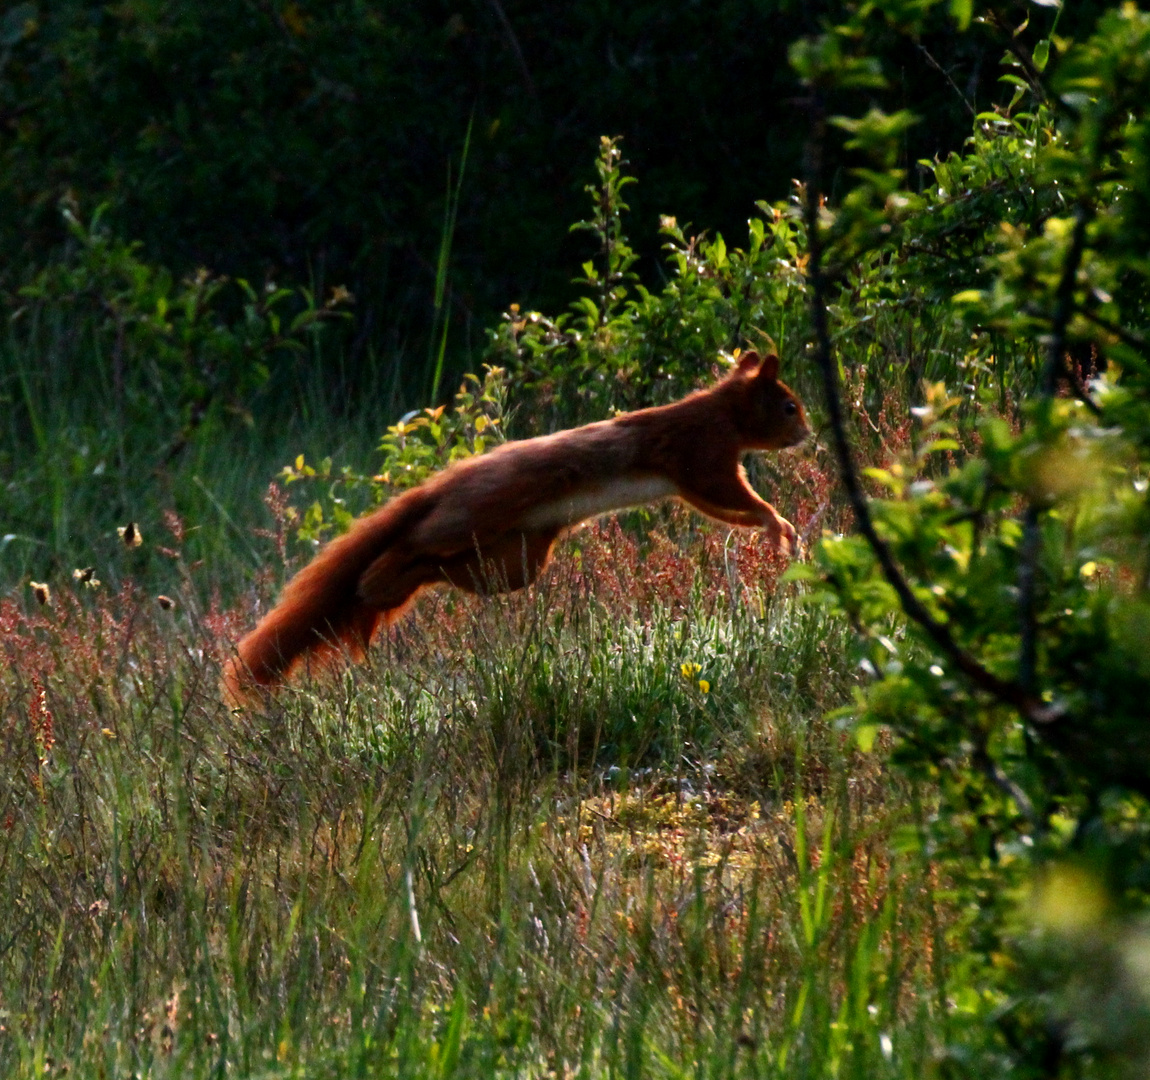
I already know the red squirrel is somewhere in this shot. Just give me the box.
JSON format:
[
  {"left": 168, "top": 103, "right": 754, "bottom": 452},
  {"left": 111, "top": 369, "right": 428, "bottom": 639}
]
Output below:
[{"left": 223, "top": 350, "right": 809, "bottom": 700}]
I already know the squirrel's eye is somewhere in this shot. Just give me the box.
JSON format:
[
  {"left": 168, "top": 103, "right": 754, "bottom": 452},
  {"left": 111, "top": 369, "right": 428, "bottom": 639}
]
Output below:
[{"left": 784, "top": 401, "right": 797, "bottom": 416}]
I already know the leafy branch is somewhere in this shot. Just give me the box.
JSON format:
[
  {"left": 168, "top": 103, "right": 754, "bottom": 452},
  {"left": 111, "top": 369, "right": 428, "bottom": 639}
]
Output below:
[{"left": 802, "top": 89, "right": 1051, "bottom": 724}]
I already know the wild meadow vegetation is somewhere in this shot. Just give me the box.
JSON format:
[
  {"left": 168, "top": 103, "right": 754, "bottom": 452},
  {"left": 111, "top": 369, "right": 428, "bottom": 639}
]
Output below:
[{"left": 5, "top": 1, "right": 1150, "bottom": 1076}]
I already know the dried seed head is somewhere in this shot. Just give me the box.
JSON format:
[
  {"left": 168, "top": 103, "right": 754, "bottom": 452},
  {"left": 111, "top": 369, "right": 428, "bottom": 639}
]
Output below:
[
  {"left": 162, "top": 509, "right": 185, "bottom": 544},
  {"left": 30, "top": 581, "right": 51, "bottom": 606},
  {"left": 118, "top": 522, "right": 142, "bottom": 548},
  {"left": 156, "top": 594, "right": 175, "bottom": 611},
  {"left": 73, "top": 566, "right": 95, "bottom": 583}
]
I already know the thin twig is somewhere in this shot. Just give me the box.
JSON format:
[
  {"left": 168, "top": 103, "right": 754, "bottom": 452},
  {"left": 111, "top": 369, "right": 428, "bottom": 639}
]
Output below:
[
  {"left": 973, "top": 742, "right": 1039, "bottom": 830},
  {"left": 1064, "top": 364, "right": 1103, "bottom": 418},
  {"left": 987, "top": 11, "right": 1049, "bottom": 107},
  {"left": 917, "top": 43, "right": 976, "bottom": 118},
  {"left": 1077, "top": 308, "right": 1149, "bottom": 356},
  {"left": 488, "top": 0, "right": 537, "bottom": 101}
]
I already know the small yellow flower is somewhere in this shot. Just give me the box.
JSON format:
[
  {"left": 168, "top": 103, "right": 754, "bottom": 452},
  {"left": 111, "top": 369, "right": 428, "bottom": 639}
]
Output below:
[
  {"left": 698, "top": 679, "right": 710, "bottom": 695},
  {"left": 680, "top": 662, "right": 702, "bottom": 679}
]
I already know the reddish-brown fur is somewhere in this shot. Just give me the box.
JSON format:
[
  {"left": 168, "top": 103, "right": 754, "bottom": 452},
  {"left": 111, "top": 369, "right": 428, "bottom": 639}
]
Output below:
[{"left": 223, "top": 351, "right": 809, "bottom": 702}]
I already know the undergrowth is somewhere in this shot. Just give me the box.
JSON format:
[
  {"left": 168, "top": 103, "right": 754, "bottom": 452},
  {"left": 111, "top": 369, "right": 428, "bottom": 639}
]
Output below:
[{"left": 0, "top": 518, "right": 952, "bottom": 1078}]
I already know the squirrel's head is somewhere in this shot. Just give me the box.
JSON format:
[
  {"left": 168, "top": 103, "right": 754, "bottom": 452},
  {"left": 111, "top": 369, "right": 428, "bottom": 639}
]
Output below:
[{"left": 727, "top": 351, "right": 810, "bottom": 450}]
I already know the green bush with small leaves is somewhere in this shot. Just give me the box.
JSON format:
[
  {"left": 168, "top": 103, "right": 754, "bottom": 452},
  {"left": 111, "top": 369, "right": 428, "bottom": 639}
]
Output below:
[
  {"left": 486, "top": 136, "right": 811, "bottom": 433},
  {"left": 13, "top": 200, "right": 350, "bottom": 461},
  {"left": 281, "top": 366, "right": 509, "bottom": 544},
  {"left": 783, "top": 2, "right": 1150, "bottom": 1074}
]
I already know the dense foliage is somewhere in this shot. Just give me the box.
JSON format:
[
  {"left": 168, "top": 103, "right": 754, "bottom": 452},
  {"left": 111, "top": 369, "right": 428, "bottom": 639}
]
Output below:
[
  {"left": 0, "top": 0, "right": 1076, "bottom": 399},
  {"left": 787, "top": 3, "right": 1150, "bottom": 1073}
]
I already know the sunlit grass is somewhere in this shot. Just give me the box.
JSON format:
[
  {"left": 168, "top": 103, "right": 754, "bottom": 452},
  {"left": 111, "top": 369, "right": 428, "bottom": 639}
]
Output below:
[
  {"left": 0, "top": 517, "right": 955, "bottom": 1078},
  {"left": 0, "top": 297, "right": 956, "bottom": 1073}
]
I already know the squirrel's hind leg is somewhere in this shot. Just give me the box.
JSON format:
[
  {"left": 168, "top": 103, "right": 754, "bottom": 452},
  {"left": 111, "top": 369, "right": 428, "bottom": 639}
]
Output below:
[
  {"left": 442, "top": 529, "right": 559, "bottom": 595},
  {"left": 358, "top": 528, "right": 560, "bottom": 606},
  {"left": 358, "top": 549, "right": 446, "bottom": 611}
]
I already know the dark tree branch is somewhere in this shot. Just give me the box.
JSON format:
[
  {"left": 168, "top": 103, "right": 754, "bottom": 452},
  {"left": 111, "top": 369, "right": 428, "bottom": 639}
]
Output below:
[
  {"left": 1017, "top": 504, "right": 1042, "bottom": 694},
  {"left": 1077, "top": 308, "right": 1149, "bottom": 356},
  {"left": 802, "top": 91, "right": 1053, "bottom": 725},
  {"left": 1043, "top": 204, "right": 1092, "bottom": 396}
]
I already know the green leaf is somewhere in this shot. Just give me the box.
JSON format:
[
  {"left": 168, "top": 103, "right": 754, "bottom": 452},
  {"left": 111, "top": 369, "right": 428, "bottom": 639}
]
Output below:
[
  {"left": 831, "top": 109, "right": 919, "bottom": 168},
  {"left": 998, "top": 74, "right": 1030, "bottom": 91},
  {"left": 921, "top": 438, "right": 961, "bottom": 454}
]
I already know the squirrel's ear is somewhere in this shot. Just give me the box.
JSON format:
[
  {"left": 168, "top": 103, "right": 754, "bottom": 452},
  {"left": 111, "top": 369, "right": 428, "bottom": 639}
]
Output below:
[
  {"left": 734, "top": 349, "right": 762, "bottom": 375},
  {"left": 756, "top": 353, "right": 780, "bottom": 381}
]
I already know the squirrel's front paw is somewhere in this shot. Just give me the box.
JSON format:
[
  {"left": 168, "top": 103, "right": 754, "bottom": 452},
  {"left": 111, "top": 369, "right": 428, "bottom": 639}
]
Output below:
[{"left": 768, "top": 515, "right": 798, "bottom": 557}]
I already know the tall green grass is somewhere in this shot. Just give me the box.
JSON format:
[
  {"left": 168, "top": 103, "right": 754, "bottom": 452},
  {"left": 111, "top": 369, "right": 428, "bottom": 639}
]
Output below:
[
  {"left": 428, "top": 113, "right": 474, "bottom": 405},
  {"left": 0, "top": 306, "right": 402, "bottom": 598},
  {"left": 0, "top": 521, "right": 955, "bottom": 1078}
]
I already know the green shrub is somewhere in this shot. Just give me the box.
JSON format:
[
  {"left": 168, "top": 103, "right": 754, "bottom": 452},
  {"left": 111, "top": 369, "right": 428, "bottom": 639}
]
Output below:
[
  {"left": 0, "top": 202, "right": 350, "bottom": 591},
  {"left": 786, "top": 2, "right": 1150, "bottom": 1073},
  {"left": 486, "top": 136, "right": 811, "bottom": 431},
  {"left": 281, "top": 366, "right": 509, "bottom": 544},
  {"left": 15, "top": 200, "right": 349, "bottom": 447}
]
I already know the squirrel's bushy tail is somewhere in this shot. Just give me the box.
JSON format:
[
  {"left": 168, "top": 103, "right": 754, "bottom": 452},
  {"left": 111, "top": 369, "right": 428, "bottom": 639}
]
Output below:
[{"left": 222, "top": 488, "right": 434, "bottom": 704}]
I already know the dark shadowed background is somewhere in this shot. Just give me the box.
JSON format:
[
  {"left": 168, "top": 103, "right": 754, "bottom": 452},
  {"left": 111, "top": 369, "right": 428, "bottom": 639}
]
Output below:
[{"left": 1, "top": 0, "right": 1091, "bottom": 403}]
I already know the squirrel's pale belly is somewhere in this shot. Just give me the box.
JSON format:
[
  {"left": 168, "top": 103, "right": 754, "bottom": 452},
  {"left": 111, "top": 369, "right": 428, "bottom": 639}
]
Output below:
[{"left": 519, "top": 475, "right": 679, "bottom": 530}]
